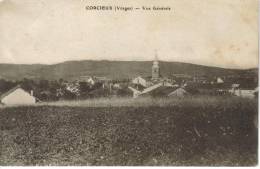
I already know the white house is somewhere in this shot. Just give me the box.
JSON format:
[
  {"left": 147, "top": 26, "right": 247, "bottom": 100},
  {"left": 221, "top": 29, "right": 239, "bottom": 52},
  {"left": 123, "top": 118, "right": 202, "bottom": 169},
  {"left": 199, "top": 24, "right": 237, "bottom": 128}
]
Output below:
[
  {"left": 229, "top": 88, "right": 256, "bottom": 98},
  {"left": 113, "top": 83, "right": 121, "bottom": 89},
  {"left": 217, "top": 77, "right": 224, "bottom": 83},
  {"left": 0, "top": 85, "right": 37, "bottom": 105},
  {"left": 229, "top": 84, "right": 257, "bottom": 98},
  {"left": 132, "top": 76, "right": 148, "bottom": 87},
  {"left": 87, "top": 77, "right": 95, "bottom": 85}
]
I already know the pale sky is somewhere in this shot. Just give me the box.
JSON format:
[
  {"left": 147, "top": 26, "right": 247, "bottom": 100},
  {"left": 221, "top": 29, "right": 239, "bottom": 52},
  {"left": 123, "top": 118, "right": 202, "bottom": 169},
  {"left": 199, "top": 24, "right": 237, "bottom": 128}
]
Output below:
[{"left": 0, "top": 0, "right": 258, "bottom": 69}]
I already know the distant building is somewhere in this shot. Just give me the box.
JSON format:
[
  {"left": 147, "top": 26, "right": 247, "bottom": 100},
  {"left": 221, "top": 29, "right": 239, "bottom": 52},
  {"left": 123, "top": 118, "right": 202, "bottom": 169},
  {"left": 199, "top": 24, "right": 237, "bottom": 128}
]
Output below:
[
  {"left": 141, "top": 82, "right": 163, "bottom": 95},
  {"left": 94, "top": 76, "right": 111, "bottom": 83},
  {"left": 128, "top": 86, "right": 142, "bottom": 98},
  {"left": 217, "top": 77, "right": 224, "bottom": 84},
  {"left": 230, "top": 89, "right": 256, "bottom": 98},
  {"left": 87, "top": 77, "right": 95, "bottom": 85},
  {"left": 162, "top": 81, "right": 174, "bottom": 87},
  {"left": 193, "top": 76, "right": 208, "bottom": 83},
  {"left": 132, "top": 52, "right": 172, "bottom": 87},
  {"left": 128, "top": 82, "right": 164, "bottom": 98},
  {"left": 130, "top": 51, "right": 178, "bottom": 97},
  {"left": 66, "top": 81, "right": 80, "bottom": 95},
  {"left": 229, "top": 84, "right": 257, "bottom": 98},
  {"left": 151, "top": 52, "right": 160, "bottom": 81},
  {"left": 78, "top": 76, "right": 95, "bottom": 85},
  {"left": 132, "top": 76, "right": 148, "bottom": 87},
  {"left": 112, "top": 83, "right": 121, "bottom": 89},
  {"left": 129, "top": 82, "right": 190, "bottom": 98},
  {"left": 168, "top": 88, "right": 189, "bottom": 97},
  {"left": 142, "top": 85, "right": 177, "bottom": 97},
  {"left": 171, "top": 74, "right": 192, "bottom": 83},
  {"left": 0, "top": 85, "right": 37, "bottom": 105}
]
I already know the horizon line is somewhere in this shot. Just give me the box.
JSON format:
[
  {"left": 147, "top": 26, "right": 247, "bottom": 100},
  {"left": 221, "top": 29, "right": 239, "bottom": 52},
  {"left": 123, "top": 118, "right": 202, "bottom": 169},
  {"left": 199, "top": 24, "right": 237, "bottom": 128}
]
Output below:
[{"left": 0, "top": 59, "right": 258, "bottom": 70}]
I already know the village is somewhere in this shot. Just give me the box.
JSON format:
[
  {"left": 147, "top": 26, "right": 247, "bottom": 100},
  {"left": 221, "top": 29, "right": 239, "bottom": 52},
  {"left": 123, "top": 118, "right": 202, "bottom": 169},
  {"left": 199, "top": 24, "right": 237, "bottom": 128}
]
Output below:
[
  {"left": 0, "top": 58, "right": 258, "bottom": 105},
  {"left": 0, "top": 55, "right": 258, "bottom": 105}
]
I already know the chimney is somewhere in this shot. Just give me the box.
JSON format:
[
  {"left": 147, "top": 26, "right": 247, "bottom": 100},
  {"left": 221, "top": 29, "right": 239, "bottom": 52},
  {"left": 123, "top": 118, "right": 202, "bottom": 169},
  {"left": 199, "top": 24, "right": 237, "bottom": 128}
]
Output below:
[{"left": 30, "top": 90, "right": 33, "bottom": 96}]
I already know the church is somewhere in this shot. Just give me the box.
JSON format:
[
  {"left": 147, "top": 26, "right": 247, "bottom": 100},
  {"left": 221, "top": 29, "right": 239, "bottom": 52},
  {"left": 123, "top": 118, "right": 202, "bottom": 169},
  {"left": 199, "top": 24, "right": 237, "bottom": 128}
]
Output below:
[
  {"left": 129, "top": 55, "right": 187, "bottom": 98},
  {"left": 132, "top": 52, "right": 173, "bottom": 88}
]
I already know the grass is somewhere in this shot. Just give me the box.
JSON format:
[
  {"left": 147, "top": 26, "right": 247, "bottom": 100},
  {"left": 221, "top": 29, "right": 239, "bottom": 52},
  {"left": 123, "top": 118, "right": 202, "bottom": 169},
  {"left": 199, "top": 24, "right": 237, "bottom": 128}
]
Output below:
[
  {"left": 0, "top": 96, "right": 258, "bottom": 166},
  {"left": 2, "top": 95, "right": 255, "bottom": 108}
]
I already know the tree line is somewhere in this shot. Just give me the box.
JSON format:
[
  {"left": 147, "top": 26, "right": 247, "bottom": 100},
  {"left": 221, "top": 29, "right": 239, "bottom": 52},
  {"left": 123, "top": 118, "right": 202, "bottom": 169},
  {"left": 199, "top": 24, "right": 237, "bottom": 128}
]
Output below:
[{"left": 0, "top": 78, "right": 132, "bottom": 101}]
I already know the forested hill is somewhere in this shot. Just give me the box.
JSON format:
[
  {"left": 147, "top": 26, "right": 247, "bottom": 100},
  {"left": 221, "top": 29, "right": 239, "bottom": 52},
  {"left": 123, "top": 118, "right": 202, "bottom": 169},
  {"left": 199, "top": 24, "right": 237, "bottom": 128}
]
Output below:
[{"left": 0, "top": 60, "right": 257, "bottom": 80}]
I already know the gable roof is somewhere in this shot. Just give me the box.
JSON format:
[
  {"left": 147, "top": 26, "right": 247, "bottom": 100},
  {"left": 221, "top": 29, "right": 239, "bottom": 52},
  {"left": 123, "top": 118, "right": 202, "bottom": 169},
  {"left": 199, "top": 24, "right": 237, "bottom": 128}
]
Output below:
[
  {"left": 168, "top": 88, "right": 189, "bottom": 97},
  {"left": 0, "top": 85, "right": 35, "bottom": 101},
  {"left": 128, "top": 86, "right": 141, "bottom": 93},
  {"left": 133, "top": 76, "right": 151, "bottom": 82},
  {"left": 94, "top": 76, "right": 111, "bottom": 81},
  {"left": 151, "top": 86, "right": 178, "bottom": 96},
  {"left": 141, "top": 85, "right": 178, "bottom": 97}
]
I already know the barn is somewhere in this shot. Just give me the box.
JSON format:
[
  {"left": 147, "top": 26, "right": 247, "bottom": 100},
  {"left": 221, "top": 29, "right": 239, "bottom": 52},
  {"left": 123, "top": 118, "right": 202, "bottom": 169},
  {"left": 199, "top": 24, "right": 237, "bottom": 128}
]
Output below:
[{"left": 0, "top": 85, "right": 37, "bottom": 105}]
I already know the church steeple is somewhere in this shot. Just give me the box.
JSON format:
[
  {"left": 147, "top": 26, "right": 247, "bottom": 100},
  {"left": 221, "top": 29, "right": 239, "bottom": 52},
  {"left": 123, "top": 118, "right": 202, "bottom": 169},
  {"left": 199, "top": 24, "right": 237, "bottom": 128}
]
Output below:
[{"left": 152, "top": 50, "right": 160, "bottom": 81}]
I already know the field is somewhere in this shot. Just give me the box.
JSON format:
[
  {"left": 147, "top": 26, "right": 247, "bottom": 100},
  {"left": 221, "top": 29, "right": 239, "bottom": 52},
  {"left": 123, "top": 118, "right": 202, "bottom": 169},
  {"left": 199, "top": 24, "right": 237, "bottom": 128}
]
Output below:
[{"left": 0, "top": 96, "right": 258, "bottom": 166}]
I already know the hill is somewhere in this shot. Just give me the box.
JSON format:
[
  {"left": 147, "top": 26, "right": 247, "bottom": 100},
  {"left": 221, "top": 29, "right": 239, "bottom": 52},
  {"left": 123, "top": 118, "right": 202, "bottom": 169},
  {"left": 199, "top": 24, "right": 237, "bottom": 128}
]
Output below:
[{"left": 0, "top": 60, "right": 258, "bottom": 81}]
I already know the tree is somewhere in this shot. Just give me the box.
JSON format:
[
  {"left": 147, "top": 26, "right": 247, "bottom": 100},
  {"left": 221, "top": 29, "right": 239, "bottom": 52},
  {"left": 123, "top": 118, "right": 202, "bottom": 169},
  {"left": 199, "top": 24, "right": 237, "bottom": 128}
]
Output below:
[{"left": 0, "top": 79, "right": 17, "bottom": 93}]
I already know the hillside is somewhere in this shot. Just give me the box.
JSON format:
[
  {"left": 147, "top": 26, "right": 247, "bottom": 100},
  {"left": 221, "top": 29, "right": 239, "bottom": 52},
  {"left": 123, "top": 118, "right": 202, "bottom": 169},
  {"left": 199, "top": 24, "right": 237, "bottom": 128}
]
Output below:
[{"left": 0, "top": 60, "right": 258, "bottom": 81}]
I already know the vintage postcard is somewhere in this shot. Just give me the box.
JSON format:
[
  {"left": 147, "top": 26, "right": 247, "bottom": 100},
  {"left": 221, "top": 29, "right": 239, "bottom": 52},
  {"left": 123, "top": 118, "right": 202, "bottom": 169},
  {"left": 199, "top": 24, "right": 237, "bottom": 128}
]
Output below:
[{"left": 0, "top": 0, "right": 258, "bottom": 166}]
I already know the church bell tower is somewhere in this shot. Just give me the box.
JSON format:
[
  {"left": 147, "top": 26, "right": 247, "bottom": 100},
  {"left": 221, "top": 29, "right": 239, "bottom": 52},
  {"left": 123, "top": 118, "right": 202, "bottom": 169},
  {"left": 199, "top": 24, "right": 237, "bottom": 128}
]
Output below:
[{"left": 152, "top": 51, "right": 160, "bottom": 81}]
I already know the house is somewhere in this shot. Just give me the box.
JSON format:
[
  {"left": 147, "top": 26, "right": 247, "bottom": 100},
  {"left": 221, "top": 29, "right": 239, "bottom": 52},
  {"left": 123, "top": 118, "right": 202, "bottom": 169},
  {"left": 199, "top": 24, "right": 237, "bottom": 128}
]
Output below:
[
  {"left": 141, "top": 82, "right": 163, "bottom": 95},
  {"left": 128, "top": 86, "right": 142, "bottom": 98},
  {"left": 128, "top": 52, "right": 193, "bottom": 98},
  {"left": 193, "top": 76, "right": 208, "bottom": 83},
  {"left": 132, "top": 76, "right": 148, "bottom": 87},
  {"left": 78, "top": 76, "right": 95, "bottom": 85},
  {"left": 87, "top": 77, "right": 95, "bottom": 85},
  {"left": 130, "top": 82, "right": 172, "bottom": 98},
  {"left": 163, "top": 81, "right": 174, "bottom": 87},
  {"left": 94, "top": 76, "right": 111, "bottom": 83},
  {"left": 171, "top": 74, "right": 192, "bottom": 83},
  {"left": 142, "top": 86, "right": 177, "bottom": 97},
  {"left": 0, "top": 85, "right": 37, "bottom": 105},
  {"left": 230, "top": 89, "right": 256, "bottom": 98},
  {"left": 65, "top": 81, "right": 80, "bottom": 96},
  {"left": 217, "top": 77, "right": 224, "bottom": 84},
  {"left": 112, "top": 83, "right": 121, "bottom": 89},
  {"left": 229, "top": 84, "right": 257, "bottom": 98},
  {"left": 168, "top": 88, "right": 189, "bottom": 97}
]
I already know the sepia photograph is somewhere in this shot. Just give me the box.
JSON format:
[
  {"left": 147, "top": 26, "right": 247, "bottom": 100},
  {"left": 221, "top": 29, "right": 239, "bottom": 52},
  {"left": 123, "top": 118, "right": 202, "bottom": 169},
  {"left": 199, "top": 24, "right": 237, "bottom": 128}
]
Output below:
[{"left": 0, "top": 0, "right": 258, "bottom": 166}]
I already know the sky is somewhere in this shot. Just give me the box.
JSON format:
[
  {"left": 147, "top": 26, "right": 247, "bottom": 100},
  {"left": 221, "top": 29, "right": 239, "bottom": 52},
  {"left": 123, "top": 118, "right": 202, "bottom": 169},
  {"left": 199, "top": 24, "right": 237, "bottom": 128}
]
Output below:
[{"left": 0, "top": 0, "right": 258, "bottom": 69}]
